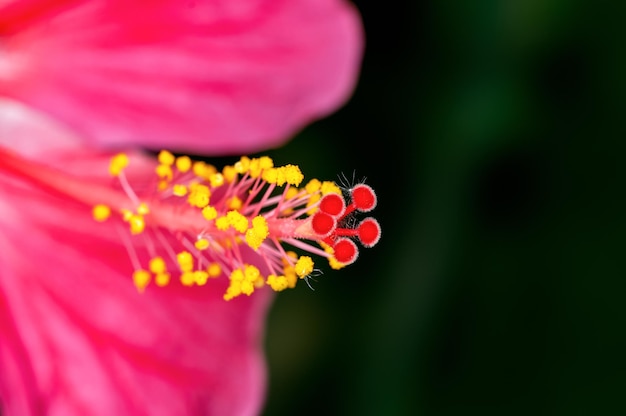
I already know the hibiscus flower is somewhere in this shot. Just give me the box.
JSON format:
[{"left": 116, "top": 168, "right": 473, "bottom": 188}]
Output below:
[{"left": 0, "top": 0, "right": 370, "bottom": 414}]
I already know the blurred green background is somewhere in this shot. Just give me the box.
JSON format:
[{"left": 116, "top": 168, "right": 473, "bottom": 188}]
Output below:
[{"left": 260, "top": 1, "right": 626, "bottom": 415}]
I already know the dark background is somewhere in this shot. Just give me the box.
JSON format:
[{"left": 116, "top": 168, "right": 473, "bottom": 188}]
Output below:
[{"left": 260, "top": 1, "right": 626, "bottom": 415}]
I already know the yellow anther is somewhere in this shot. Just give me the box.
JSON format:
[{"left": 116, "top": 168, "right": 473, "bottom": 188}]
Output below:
[
  {"left": 224, "top": 283, "right": 242, "bottom": 301},
  {"left": 252, "top": 216, "right": 269, "bottom": 234},
  {"left": 202, "top": 206, "right": 217, "bottom": 221},
  {"left": 230, "top": 268, "right": 245, "bottom": 281},
  {"left": 306, "top": 193, "right": 321, "bottom": 215},
  {"left": 215, "top": 216, "right": 229, "bottom": 230},
  {"left": 175, "top": 155, "right": 192, "bottom": 173},
  {"left": 285, "top": 268, "right": 298, "bottom": 288},
  {"left": 226, "top": 210, "right": 249, "bottom": 233},
  {"left": 172, "top": 184, "right": 188, "bottom": 197},
  {"left": 194, "top": 270, "right": 209, "bottom": 286},
  {"left": 92, "top": 204, "right": 111, "bottom": 222},
  {"left": 285, "top": 187, "right": 300, "bottom": 200},
  {"left": 254, "top": 275, "right": 265, "bottom": 289},
  {"left": 305, "top": 179, "right": 321, "bottom": 194},
  {"left": 132, "top": 270, "right": 151, "bottom": 292},
  {"left": 321, "top": 181, "right": 342, "bottom": 195},
  {"left": 187, "top": 184, "right": 211, "bottom": 208},
  {"left": 157, "top": 150, "right": 175, "bottom": 166},
  {"left": 244, "top": 265, "right": 261, "bottom": 282},
  {"left": 328, "top": 256, "right": 347, "bottom": 270},
  {"left": 295, "top": 256, "right": 314, "bottom": 278},
  {"left": 234, "top": 156, "right": 250, "bottom": 173},
  {"left": 262, "top": 168, "right": 279, "bottom": 184},
  {"left": 209, "top": 173, "right": 224, "bottom": 188},
  {"left": 120, "top": 209, "right": 133, "bottom": 221},
  {"left": 149, "top": 256, "right": 167, "bottom": 274},
  {"left": 283, "top": 164, "right": 304, "bottom": 186},
  {"left": 283, "top": 251, "right": 298, "bottom": 265},
  {"left": 109, "top": 153, "right": 129, "bottom": 177},
  {"left": 192, "top": 161, "right": 208, "bottom": 178},
  {"left": 207, "top": 263, "right": 222, "bottom": 277},
  {"left": 223, "top": 165, "right": 238, "bottom": 183},
  {"left": 155, "top": 164, "right": 173, "bottom": 181},
  {"left": 241, "top": 280, "right": 255, "bottom": 296},
  {"left": 177, "top": 251, "right": 193, "bottom": 272},
  {"left": 155, "top": 272, "right": 171, "bottom": 287},
  {"left": 245, "top": 216, "right": 269, "bottom": 250},
  {"left": 157, "top": 180, "right": 168, "bottom": 191},
  {"left": 137, "top": 202, "right": 150, "bottom": 215},
  {"left": 194, "top": 238, "right": 209, "bottom": 250},
  {"left": 267, "top": 274, "right": 289, "bottom": 292},
  {"left": 180, "top": 271, "right": 195, "bottom": 286},
  {"left": 128, "top": 214, "right": 145, "bottom": 235},
  {"left": 259, "top": 156, "right": 274, "bottom": 170},
  {"left": 228, "top": 196, "right": 243, "bottom": 211},
  {"left": 248, "top": 158, "right": 262, "bottom": 178}
]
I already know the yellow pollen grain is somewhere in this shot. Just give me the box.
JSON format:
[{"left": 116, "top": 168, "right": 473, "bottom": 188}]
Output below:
[
  {"left": 209, "top": 173, "right": 224, "bottom": 188},
  {"left": 128, "top": 215, "right": 145, "bottom": 235},
  {"left": 202, "top": 206, "right": 217, "bottom": 221},
  {"left": 92, "top": 204, "right": 111, "bottom": 222},
  {"left": 223, "top": 165, "right": 238, "bottom": 183},
  {"left": 173, "top": 184, "right": 188, "bottom": 197},
  {"left": 194, "top": 270, "right": 209, "bottom": 286},
  {"left": 228, "top": 196, "right": 243, "bottom": 211},
  {"left": 194, "top": 238, "right": 209, "bottom": 250},
  {"left": 215, "top": 216, "right": 229, "bottom": 230},
  {"left": 259, "top": 156, "right": 274, "bottom": 170},
  {"left": 177, "top": 251, "right": 194, "bottom": 272},
  {"left": 234, "top": 156, "right": 250, "bottom": 174},
  {"left": 132, "top": 270, "right": 151, "bottom": 292},
  {"left": 180, "top": 271, "right": 195, "bottom": 286},
  {"left": 156, "top": 164, "right": 173, "bottom": 181},
  {"left": 120, "top": 209, "right": 133, "bottom": 221},
  {"left": 157, "top": 150, "right": 175, "bottom": 166},
  {"left": 328, "top": 256, "right": 347, "bottom": 270},
  {"left": 285, "top": 269, "right": 298, "bottom": 288},
  {"left": 261, "top": 167, "right": 277, "bottom": 184},
  {"left": 157, "top": 180, "right": 168, "bottom": 191},
  {"left": 207, "top": 263, "right": 222, "bottom": 277},
  {"left": 321, "top": 181, "right": 342, "bottom": 195},
  {"left": 305, "top": 179, "right": 321, "bottom": 194},
  {"left": 245, "top": 216, "right": 269, "bottom": 250},
  {"left": 155, "top": 272, "right": 171, "bottom": 287},
  {"left": 295, "top": 256, "right": 314, "bottom": 278},
  {"left": 192, "top": 161, "right": 208, "bottom": 178},
  {"left": 267, "top": 274, "right": 289, "bottom": 292},
  {"left": 226, "top": 210, "right": 249, "bottom": 233},
  {"left": 283, "top": 164, "right": 304, "bottom": 186},
  {"left": 175, "top": 155, "right": 192, "bottom": 173},
  {"left": 187, "top": 184, "right": 210, "bottom": 208},
  {"left": 137, "top": 202, "right": 150, "bottom": 215},
  {"left": 149, "top": 256, "right": 167, "bottom": 274},
  {"left": 241, "top": 280, "right": 254, "bottom": 296},
  {"left": 109, "top": 153, "right": 129, "bottom": 177}
]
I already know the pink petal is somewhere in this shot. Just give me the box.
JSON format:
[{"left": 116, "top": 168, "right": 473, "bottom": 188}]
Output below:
[
  {"left": 0, "top": 147, "right": 272, "bottom": 415},
  {"left": 0, "top": 0, "right": 363, "bottom": 154}
]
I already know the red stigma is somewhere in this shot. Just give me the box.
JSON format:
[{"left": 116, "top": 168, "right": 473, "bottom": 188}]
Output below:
[
  {"left": 319, "top": 193, "right": 345, "bottom": 217},
  {"left": 333, "top": 238, "right": 358, "bottom": 265},
  {"left": 312, "top": 212, "right": 336, "bottom": 236},
  {"left": 351, "top": 184, "right": 377, "bottom": 212},
  {"left": 357, "top": 218, "right": 381, "bottom": 247}
]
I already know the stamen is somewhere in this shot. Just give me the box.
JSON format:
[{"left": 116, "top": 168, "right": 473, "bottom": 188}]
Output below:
[{"left": 88, "top": 151, "right": 381, "bottom": 300}]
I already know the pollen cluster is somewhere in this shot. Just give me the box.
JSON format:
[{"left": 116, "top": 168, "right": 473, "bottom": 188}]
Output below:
[{"left": 92, "top": 151, "right": 381, "bottom": 300}]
